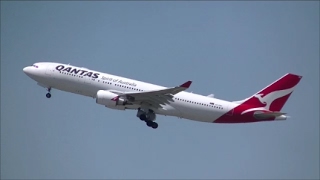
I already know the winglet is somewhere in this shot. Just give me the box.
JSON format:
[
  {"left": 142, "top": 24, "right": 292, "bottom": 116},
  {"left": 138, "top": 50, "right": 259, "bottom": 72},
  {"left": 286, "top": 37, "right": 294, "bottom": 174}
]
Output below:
[{"left": 180, "top": 81, "right": 192, "bottom": 88}]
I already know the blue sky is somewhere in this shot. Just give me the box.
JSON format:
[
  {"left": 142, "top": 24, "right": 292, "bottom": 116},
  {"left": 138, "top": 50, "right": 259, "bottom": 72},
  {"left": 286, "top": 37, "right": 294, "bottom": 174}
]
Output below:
[{"left": 1, "top": 1, "right": 319, "bottom": 179}]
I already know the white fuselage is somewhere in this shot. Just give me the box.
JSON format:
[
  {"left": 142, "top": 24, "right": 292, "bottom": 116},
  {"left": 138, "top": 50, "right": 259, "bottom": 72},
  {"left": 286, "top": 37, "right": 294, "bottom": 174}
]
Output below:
[{"left": 24, "top": 62, "right": 238, "bottom": 123}]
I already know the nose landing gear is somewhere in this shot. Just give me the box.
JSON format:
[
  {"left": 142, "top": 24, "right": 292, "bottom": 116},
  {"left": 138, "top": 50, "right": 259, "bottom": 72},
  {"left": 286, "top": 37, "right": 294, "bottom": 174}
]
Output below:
[
  {"left": 46, "top": 93, "right": 51, "bottom": 98},
  {"left": 46, "top": 87, "right": 51, "bottom": 98}
]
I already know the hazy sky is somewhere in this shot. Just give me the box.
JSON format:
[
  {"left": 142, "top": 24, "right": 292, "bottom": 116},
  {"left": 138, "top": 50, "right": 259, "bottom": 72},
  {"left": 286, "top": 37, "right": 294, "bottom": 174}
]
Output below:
[{"left": 1, "top": 1, "right": 319, "bottom": 179}]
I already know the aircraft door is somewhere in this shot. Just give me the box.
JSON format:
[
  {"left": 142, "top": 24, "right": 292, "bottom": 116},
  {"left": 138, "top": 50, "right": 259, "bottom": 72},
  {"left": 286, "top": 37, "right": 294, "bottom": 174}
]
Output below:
[
  {"left": 83, "top": 75, "right": 92, "bottom": 84},
  {"left": 226, "top": 104, "right": 234, "bottom": 116},
  {"left": 45, "top": 65, "right": 55, "bottom": 76}
]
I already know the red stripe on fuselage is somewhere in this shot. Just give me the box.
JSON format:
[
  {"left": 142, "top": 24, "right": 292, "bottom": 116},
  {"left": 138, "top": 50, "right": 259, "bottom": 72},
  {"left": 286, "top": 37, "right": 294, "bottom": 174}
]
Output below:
[{"left": 214, "top": 104, "right": 274, "bottom": 123}]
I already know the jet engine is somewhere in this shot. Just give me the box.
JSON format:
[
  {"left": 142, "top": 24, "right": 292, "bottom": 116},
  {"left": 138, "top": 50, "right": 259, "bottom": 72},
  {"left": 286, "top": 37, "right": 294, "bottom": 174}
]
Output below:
[{"left": 96, "top": 90, "right": 127, "bottom": 110}]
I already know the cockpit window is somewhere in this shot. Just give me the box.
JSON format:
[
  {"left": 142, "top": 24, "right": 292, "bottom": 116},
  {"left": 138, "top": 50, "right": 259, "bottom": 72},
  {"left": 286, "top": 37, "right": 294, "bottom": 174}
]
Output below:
[{"left": 32, "top": 65, "right": 38, "bottom": 68}]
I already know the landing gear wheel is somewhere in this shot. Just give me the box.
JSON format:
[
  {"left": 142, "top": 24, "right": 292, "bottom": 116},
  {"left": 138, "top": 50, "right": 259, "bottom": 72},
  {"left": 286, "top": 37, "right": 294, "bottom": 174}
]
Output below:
[
  {"left": 146, "top": 121, "right": 158, "bottom": 129},
  {"left": 46, "top": 93, "right": 51, "bottom": 98},
  {"left": 146, "top": 121, "right": 153, "bottom": 127},
  {"left": 46, "top": 87, "right": 52, "bottom": 98},
  {"left": 139, "top": 114, "right": 147, "bottom": 121},
  {"left": 151, "top": 122, "right": 158, "bottom": 129}
]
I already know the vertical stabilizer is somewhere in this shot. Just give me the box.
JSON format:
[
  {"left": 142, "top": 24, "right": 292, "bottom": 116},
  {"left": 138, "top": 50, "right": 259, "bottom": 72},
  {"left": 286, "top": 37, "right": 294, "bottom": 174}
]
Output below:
[{"left": 233, "top": 73, "right": 302, "bottom": 111}]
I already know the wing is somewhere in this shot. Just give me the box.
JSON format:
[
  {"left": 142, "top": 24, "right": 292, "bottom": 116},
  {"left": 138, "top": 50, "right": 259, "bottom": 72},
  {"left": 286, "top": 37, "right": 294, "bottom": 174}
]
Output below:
[{"left": 110, "top": 81, "right": 192, "bottom": 109}]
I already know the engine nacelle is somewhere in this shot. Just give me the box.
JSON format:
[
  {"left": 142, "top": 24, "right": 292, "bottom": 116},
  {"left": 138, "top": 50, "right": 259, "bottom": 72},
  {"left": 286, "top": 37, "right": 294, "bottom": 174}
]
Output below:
[{"left": 96, "top": 90, "right": 127, "bottom": 110}]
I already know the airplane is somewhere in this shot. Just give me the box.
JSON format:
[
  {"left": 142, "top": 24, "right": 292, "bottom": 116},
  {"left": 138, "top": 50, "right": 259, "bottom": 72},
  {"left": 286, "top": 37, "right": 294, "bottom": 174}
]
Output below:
[{"left": 23, "top": 62, "right": 302, "bottom": 129}]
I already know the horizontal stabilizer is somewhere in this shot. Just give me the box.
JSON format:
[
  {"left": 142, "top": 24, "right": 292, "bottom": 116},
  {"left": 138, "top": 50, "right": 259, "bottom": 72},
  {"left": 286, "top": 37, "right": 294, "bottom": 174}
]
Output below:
[
  {"left": 253, "top": 111, "right": 287, "bottom": 120},
  {"left": 261, "top": 112, "right": 286, "bottom": 116}
]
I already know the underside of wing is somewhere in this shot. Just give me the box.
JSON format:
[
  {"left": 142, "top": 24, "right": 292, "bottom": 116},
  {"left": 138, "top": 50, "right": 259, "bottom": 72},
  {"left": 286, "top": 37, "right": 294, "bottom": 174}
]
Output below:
[{"left": 110, "top": 81, "right": 192, "bottom": 109}]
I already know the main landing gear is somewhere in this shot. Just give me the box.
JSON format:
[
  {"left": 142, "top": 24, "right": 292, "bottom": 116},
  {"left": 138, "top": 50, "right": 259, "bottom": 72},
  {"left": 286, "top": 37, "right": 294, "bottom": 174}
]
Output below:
[
  {"left": 46, "top": 87, "right": 51, "bottom": 98},
  {"left": 144, "top": 118, "right": 158, "bottom": 129},
  {"left": 137, "top": 108, "right": 158, "bottom": 129}
]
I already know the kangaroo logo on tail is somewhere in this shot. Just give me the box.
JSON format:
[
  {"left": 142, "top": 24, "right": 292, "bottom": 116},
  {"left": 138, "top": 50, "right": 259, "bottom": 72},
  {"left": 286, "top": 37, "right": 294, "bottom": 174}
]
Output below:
[
  {"left": 214, "top": 73, "right": 302, "bottom": 123},
  {"left": 241, "top": 86, "right": 296, "bottom": 114},
  {"left": 238, "top": 73, "right": 302, "bottom": 115}
]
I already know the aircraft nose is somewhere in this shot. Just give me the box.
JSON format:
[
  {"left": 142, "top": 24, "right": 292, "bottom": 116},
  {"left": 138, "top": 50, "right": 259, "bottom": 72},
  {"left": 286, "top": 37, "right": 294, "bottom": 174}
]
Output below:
[
  {"left": 23, "top": 66, "right": 33, "bottom": 76},
  {"left": 23, "top": 67, "right": 29, "bottom": 74}
]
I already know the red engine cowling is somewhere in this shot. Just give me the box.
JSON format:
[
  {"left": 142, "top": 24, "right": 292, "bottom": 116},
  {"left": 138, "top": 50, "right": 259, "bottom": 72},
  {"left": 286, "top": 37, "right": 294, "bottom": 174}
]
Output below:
[{"left": 96, "top": 90, "right": 127, "bottom": 110}]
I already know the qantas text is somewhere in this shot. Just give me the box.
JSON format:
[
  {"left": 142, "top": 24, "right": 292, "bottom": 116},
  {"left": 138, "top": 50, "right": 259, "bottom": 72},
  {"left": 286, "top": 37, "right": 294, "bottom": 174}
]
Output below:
[{"left": 56, "top": 65, "right": 100, "bottom": 78}]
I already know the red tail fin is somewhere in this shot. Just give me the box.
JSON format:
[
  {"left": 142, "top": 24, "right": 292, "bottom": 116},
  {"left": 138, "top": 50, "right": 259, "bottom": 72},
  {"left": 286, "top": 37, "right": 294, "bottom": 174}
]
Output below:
[{"left": 235, "top": 73, "right": 302, "bottom": 111}]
